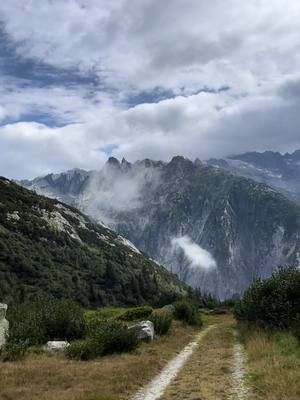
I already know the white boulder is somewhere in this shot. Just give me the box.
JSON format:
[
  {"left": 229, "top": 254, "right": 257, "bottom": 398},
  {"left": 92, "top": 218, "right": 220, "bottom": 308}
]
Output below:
[
  {"left": 0, "top": 303, "right": 9, "bottom": 348},
  {"left": 43, "top": 341, "right": 70, "bottom": 353},
  {"left": 129, "top": 320, "right": 154, "bottom": 342}
]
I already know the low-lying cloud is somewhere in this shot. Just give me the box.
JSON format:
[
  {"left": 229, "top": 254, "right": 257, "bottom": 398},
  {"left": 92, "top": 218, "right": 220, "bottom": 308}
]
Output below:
[
  {"left": 82, "top": 162, "right": 161, "bottom": 224},
  {"left": 171, "top": 236, "right": 217, "bottom": 271}
]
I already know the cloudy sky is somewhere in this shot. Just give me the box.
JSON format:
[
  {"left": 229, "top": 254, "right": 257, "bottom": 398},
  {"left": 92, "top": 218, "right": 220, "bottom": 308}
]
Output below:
[{"left": 1, "top": 0, "right": 300, "bottom": 179}]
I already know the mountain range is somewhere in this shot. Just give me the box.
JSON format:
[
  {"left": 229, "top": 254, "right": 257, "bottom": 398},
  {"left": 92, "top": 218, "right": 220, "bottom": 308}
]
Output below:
[
  {"left": 0, "top": 177, "right": 188, "bottom": 306},
  {"left": 206, "top": 150, "right": 300, "bottom": 205},
  {"left": 20, "top": 150, "right": 300, "bottom": 299}
]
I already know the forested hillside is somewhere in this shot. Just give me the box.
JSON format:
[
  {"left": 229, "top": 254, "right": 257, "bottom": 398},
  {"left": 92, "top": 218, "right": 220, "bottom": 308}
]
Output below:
[{"left": 0, "top": 177, "right": 188, "bottom": 307}]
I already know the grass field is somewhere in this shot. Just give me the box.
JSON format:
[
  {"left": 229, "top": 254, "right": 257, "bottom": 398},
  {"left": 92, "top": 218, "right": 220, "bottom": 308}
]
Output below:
[
  {"left": 1, "top": 309, "right": 299, "bottom": 400},
  {"left": 239, "top": 325, "right": 300, "bottom": 400},
  {"left": 0, "top": 312, "right": 207, "bottom": 400}
]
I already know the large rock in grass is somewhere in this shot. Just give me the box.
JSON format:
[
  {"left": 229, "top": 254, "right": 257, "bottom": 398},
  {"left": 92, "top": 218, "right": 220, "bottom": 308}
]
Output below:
[
  {"left": 43, "top": 341, "right": 70, "bottom": 353},
  {"left": 0, "top": 303, "right": 9, "bottom": 348},
  {"left": 129, "top": 320, "right": 154, "bottom": 342}
]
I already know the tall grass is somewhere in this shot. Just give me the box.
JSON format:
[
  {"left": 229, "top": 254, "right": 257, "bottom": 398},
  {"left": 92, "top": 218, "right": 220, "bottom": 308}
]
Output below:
[{"left": 238, "top": 323, "right": 300, "bottom": 400}]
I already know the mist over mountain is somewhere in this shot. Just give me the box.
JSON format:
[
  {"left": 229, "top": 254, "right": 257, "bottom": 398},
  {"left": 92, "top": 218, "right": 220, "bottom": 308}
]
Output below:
[{"left": 21, "top": 153, "right": 300, "bottom": 299}]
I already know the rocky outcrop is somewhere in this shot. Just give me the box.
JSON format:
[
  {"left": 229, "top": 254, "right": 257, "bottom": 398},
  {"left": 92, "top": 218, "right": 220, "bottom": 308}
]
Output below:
[{"left": 0, "top": 303, "right": 9, "bottom": 348}]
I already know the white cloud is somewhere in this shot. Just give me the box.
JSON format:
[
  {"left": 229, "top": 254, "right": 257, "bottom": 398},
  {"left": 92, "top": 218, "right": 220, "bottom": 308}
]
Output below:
[
  {"left": 171, "top": 236, "right": 217, "bottom": 271},
  {"left": 1, "top": 1, "right": 300, "bottom": 178},
  {"left": 0, "top": 122, "right": 108, "bottom": 179},
  {"left": 84, "top": 162, "right": 161, "bottom": 223},
  {"left": 1, "top": 0, "right": 300, "bottom": 95}
]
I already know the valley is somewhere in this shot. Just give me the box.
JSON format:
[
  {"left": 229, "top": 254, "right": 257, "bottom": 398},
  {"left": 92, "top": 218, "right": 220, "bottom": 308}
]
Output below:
[{"left": 1, "top": 2, "right": 300, "bottom": 399}]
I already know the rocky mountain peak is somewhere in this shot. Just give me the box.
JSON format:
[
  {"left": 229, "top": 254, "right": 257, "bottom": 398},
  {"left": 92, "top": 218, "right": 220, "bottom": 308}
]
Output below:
[{"left": 106, "top": 157, "right": 121, "bottom": 168}]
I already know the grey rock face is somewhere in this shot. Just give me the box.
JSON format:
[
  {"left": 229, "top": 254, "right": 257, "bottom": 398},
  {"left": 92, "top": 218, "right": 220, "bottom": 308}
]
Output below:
[
  {"left": 20, "top": 156, "right": 300, "bottom": 299},
  {"left": 19, "top": 169, "right": 90, "bottom": 206},
  {"left": 0, "top": 303, "right": 9, "bottom": 348},
  {"left": 206, "top": 150, "right": 300, "bottom": 205},
  {"left": 129, "top": 320, "right": 154, "bottom": 341}
]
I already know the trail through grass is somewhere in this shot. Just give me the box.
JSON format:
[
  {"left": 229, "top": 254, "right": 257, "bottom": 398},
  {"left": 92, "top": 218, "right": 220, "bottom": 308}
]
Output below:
[
  {"left": 132, "top": 324, "right": 217, "bottom": 400},
  {"left": 160, "top": 315, "right": 236, "bottom": 400}
]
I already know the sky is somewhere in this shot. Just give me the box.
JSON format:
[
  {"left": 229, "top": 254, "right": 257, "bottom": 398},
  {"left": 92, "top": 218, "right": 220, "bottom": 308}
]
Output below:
[{"left": 1, "top": 0, "right": 300, "bottom": 179}]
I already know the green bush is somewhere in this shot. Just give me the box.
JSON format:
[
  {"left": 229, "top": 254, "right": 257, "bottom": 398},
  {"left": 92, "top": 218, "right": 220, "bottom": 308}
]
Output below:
[
  {"left": 149, "top": 310, "right": 173, "bottom": 335},
  {"left": 292, "top": 315, "right": 300, "bottom": 345},
  {"left": 67, "top": 320, "right": 139, "bottom": 361},
  {"left": 234, "top": 266, "right": 300, "bottom": 329},
  {"left": 65, "top": 339, "right": 95, "bottom": 361},
  {"left": 173, "top": 300, "right": 202, "bottom": 326},
  {"left": 8, "top": 297, "right": 85, "bottom": 345},
  {"left": 0, "top": 340, "right": 29, "bottom": 362},
  {"left": 90, "top": 320, "right": 139, "bottom": 355},
  {"left": 117, "top": 306, "right": 153, "bottom": 321}
]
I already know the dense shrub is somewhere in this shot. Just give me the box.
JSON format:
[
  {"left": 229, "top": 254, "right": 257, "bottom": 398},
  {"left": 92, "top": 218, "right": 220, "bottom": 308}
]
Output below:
[
  {"left": 8, "top": 297, "right": 85, "bottom": 345},
  {"left": 117, "top": 306, "right": 153, "bottom": 321},
  {"left": 0, "top": 340, "right": 29, "bottom": 362},
  {"left": 234, "top": 266, "right": 300, "bottom": 329},
  {"left": 149, "top": 310, "right": 173, "bottom": 335},
  {"left": 173, "top": 300, "right": 202, "bottom": 326},
  {"left": 292, "top": 315, "right": 300, "bottom": 344},
  {"left": 67, "top": 320, "right": 139, "bottom": 360},
  {"left": 90, "top": 320, "right": 139, "bottom": 355},
  {"left": 65, "top": 339, "right": 95, "bottom": 361}
]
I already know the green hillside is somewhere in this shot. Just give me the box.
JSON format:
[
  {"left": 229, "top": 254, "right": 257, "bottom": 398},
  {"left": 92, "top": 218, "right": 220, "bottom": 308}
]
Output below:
[{"left": 0, "top": 177, "right": 188, "bottom": 307}]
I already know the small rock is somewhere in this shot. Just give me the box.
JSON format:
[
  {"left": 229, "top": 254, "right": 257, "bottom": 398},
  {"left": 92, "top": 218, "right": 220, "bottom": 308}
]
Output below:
[
  {"left": 43, "top": 341, "right": 70, "bottom": 353},
  {"left": 129, "top": 320, "right": 154, "bottom": 342}
]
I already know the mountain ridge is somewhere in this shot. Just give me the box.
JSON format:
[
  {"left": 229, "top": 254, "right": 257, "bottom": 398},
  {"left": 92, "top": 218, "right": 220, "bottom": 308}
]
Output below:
[
  {"left": 206, "top": 149, "right": 300, "bottom": 204},
  {"left": 20, "top": 153, "right": 300, "bottom": 299}
]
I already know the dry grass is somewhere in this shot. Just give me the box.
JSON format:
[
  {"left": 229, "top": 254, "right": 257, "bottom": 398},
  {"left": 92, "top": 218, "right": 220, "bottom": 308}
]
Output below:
[
  {"left": 0, "top": 321, "right": 201, "bottom": 400},
  {"left": 161, "top": 314, "right": 235, "bottom": 400},
  {"left": 240, "top": 326, "right": 300, "bottom": 400}
]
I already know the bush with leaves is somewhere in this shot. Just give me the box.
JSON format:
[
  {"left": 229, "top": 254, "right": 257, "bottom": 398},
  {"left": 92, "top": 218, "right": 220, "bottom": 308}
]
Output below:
[
  {"left": 8, "top": 297, "right": 85, "bottom": 345},
  {"left": 117, "top": 306, "right": 153, "bottom": 321},
  {"left": 65, "top": 339, "right": 95, "bottom": 361},
  {"left": 67, "top": 320, "right": 139, "bottom": 360},
  {"left": 292, "top": 315, "right": 300, "bottom": 344},
  {"left": 173, "top": 300, "right": 202, "bottom": 326},
  {"left": 0, "top": 340, "right": 29, "bottom": 362},
  {"left": 149, "top": 310, "right": 173, "bottom": 335},
  {"left": 234, "top": 266, "right": 300, "bottom": 329},
  {"left": 91, "top": 320, "right": 139, "bottom": 355}
]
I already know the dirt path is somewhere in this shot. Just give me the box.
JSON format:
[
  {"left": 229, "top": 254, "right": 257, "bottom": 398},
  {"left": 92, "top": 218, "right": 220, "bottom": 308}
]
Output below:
[
  {"left": 228, "top": 331, "right": 250, "bottom": 399},
  {"left": 132, "top": 324, "right": 217, "bottom": 400},
  {"left": 133, "top": 315, "right": 251, "bottom": 400}
]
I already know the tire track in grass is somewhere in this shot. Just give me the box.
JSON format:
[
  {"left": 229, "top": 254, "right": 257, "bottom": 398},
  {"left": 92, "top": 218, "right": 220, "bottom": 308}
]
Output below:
[
  {"left": 132, "top": 324, "right": 217, "bottom": 400},
  {"left": 228, "top": 331, "right": 251, "bottom": 399}
]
